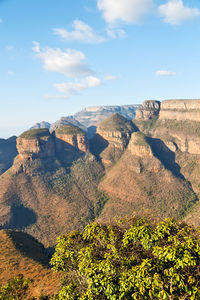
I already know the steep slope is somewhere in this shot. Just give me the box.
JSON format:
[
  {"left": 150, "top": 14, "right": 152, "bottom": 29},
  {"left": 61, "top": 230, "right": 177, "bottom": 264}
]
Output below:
[
  {"left": 0, "top": 128, "right": 105, "bottom": 246},
  {"left": 134, "top": 99, "right": 200, "bottom": 227},
  {"left": 0, "top": 230, "right": 60, "bottom": 298},
  {"left": 90, "top": 113, "right": 136, "bottom": 167},
  {"left": 98, "top": 131, "right": 197, "bottom": 222},
  {"left": 0, "top": 136, "right": 17, "bottom": 175}
]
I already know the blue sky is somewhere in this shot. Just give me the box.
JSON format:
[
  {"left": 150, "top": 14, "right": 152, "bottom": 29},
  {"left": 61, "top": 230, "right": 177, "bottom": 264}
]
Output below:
[{"left": 0, "top": 0, "right": 200, "bottom": 137}]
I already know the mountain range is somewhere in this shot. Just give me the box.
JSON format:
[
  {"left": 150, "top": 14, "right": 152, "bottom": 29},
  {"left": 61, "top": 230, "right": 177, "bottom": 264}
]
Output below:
[{"left": 1, "top": 99, "right": 200, "bottom": 297}]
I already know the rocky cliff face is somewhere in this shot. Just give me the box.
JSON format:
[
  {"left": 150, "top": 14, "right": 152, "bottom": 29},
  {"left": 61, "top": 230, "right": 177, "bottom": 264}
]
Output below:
[
  {"left": 16, "top": 129, "right": 55, "bottom": 161},
  {"left": 159, "top": 99, "right": 200, "bottom": 121},
  {"left": 55, "top": 126, "right": 88, "bottom": 153},
  {"left": 128, "top": 132, "right": 153, "bottom": 158},
  {"left": 135, "top": 100, "right": 160, "bottom": 121},
  {"left": 93, "top": 113, "right": 135, "bottom": 166}
]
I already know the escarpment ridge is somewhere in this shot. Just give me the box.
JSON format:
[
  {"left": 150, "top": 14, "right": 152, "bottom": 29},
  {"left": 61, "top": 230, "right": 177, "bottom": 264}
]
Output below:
[{"left": 2, "top": 99, "right": 200, "bottom": 246}]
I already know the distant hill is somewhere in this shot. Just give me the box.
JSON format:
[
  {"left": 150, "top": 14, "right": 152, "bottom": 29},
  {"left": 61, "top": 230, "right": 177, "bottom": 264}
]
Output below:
[
  {"left": 50, "top": 115, "right": 87, "bottom": 132},
  {"left": 74, "top": 104, "right": 140, "bottom": 128},
  {"left": 29, "top": 104, "right": 140, "bottom": 138},
  {"left": 30, "top": 121, "right": 51, "bottom": 130}
]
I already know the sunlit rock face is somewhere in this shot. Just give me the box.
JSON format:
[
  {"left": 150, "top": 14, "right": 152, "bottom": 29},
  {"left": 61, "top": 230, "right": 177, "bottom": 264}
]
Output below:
[
  {"left": 128, "top": 132, "right": 153, "bottom": 158},
  {"left": 16, "top": 129, "right": 55, "bottom": 160},
  {"left": 135, "top": 100, "right": 160, "bottom": 121}
]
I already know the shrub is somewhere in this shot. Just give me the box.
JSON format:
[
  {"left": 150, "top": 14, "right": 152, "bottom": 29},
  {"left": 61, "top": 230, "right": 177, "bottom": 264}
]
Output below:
[{"left": 51, "top": 218, "right": 200, "bottom": 299}]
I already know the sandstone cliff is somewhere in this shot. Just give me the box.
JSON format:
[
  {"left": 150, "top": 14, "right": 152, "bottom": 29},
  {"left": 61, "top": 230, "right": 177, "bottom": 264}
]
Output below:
[
  {"left": 135, "top": 100, "right": 160, "bottom": 121},
  {"left": 159, "top": 99, "right": 200, "bottom": 121},
  {"left": 92, "top": 113, "right": 135, "bottom": 167},
  {"left": 17, "top": 129, "right": 55, "bottom": 160}
]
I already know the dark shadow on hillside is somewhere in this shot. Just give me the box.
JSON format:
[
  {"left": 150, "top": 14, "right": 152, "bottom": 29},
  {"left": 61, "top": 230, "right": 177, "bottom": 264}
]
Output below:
[
  {"left": 89, "top": 134, "right": 109, "bottom": 159},
  {"left": 147, "top": 137, "right": 185, "bottom": 180},
  {"left": 7, "top": 230, "right": 50, "bottom": 266},
  {"left": 1, "top": 204, "right": 37, "bottom": 230},
  {"left": 87, "top": 126, "right": 97, "bottom": 139},
  {"left": 0, "top": 136, "right": 18, "bottom": 175},
  {"left": 55, "top": 137, "right": 86, "bottom": 166},
  {"left": 131, "top": 122, "right": 140, "bottom": 132}
]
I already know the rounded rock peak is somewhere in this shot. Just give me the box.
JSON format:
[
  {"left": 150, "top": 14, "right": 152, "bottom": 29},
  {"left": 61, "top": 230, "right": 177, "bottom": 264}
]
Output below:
[{"left": 98, "top": 113, "right": 135, "bottom": 133}]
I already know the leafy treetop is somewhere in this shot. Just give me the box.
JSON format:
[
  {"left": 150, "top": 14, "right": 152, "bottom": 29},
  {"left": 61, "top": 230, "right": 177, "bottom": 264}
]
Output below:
[{"left": 51, "top": 217, "right": 200, "bottom": 299}]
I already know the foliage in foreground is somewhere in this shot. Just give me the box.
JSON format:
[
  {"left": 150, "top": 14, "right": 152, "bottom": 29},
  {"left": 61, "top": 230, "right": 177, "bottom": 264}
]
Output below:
[
  {"left": 0, "top": 275, "right": 31, "bottom": 299},
  {"left": 51, "top": 218, "right": 200, "bottom": 299}
]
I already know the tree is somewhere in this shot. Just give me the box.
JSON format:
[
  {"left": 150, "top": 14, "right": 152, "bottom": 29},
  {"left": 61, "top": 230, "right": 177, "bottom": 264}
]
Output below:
[{"left": 51, "top": 218, "right": 200, "bottom": 299}]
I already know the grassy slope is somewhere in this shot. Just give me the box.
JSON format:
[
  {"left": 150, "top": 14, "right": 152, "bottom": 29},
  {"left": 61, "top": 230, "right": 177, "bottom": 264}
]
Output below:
[
  {"left": 0, "top": 154, "right": 105, "bottom": 247},
  {"left": 0, "top": 230, "right": 61, "bottom": 299},
  {"left": 98, "top": 147, "right": 197, "bottom": 223}
]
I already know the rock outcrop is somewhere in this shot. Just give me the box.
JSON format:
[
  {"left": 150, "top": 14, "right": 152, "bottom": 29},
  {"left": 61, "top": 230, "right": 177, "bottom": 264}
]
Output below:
[
  {"left": 128, "top": 132, "right": 153, "bottom": 158},
  {"left": 135, "top": 100, "right": 160, "bottom": 121},
  {"left": 16, "top": 129, "right": 55, "bottom": 160},
  {"left": 93, "top": 113, "right": 135, "bottom": 166},
  {"left": 55, "top": 125, "right": 88, "bottom": 152}
]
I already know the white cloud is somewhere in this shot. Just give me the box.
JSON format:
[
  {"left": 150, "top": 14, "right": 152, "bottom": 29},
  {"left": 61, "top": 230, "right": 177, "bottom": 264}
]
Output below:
[
  {"left": 106, "top": 28, "right": 126, "bottom": 39},
  {"left": 32, "top": 42, "right": 115, "bottom": 98},
  {"left": 158, "top": 0, "right": 200, "bottom": 25},
  {"left": 53, "top": 20, "right": 105, "bottom": 43},
  {"left": 97, "top": 0, "right": 153, "bottom": 25},
  {"left": 54, "top": 76, "right": 102, "bottom": 95},
  {"left": 0, "top": 18, "right": 3, "bottom": 23},
  {"left": 85, "top": 76, "right": 102, "bottom": 87},
  {"left": 156, "top": 70, "right": 177, "bottom": 76},
  {"left": 33, "top": 42, "right": 94, "bottom": 78}
]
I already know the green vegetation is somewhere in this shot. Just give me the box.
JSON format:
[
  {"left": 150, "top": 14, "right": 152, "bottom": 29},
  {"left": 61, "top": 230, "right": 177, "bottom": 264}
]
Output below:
[
  {"left": 99, "top": 113, "right": 135, "bottom": 133},
  {"left": 56, "top": 125, "right": 85, "bottom": 135},
  {"left": 133, "top": 117, "right": 158, "bottom": 133},
  {"left": 51, "top": 218, "right": 200, "bottom": 299},
  {"left": 19, "top": 128, "right": 50, "bottom": 139},
  {"left": 0, "top": 275, "right": 31, "bottom": 299},
  {"left": 155, "top": 120, "right": 200, "bottom": 137},
  {"left": 135, "top": 119, "right": 200, "bottom": 137}
]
